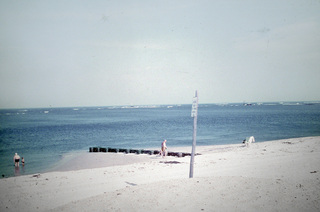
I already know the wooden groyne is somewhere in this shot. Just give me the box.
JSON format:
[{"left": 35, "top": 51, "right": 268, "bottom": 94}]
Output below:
[{"left": 89, "top": 147, "right": 197, "bottom": 158}]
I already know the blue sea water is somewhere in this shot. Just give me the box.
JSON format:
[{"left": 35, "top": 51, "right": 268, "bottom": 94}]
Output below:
[{"left": 1, "top": 102, "right": 320, "bottom": 177}]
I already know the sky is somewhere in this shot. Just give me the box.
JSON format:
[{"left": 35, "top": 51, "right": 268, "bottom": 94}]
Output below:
[{"left": 1, "top": 0, "right": 320, "bottom": 109}]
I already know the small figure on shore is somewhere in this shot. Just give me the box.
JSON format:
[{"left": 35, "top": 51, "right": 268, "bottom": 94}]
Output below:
[
  {"left": 160, "top": 139, "right": 167, "bottom": 157},
  {"left": 13, "top": 153, "right": 20, "bottom": 167},
  {"left": 243, "top": 136, "right": 255, "bottom": 147},
  {"left": 21, "top": 157, "right": 25, "bottom": 166}
]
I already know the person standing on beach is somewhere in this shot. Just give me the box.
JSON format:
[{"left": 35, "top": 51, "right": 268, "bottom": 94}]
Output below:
[
  {"left": 161, "top": 139, "right": 167, "bottom": 157},
  {"left": 13, "top": 153, "right": 20, "bottom": 167}
]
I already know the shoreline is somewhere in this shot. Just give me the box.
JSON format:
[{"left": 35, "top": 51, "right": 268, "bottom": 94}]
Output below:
[
  {"left": 2, "top": 135, "right": 319, "bottom": 178},
  {"left": 1, "top": 136, "right": 319, "bottom": 211},
  {"left": 48, "top": 135, "right": 319, "bottom": 173}
]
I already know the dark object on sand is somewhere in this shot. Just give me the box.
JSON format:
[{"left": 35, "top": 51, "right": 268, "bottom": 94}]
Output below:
[
  {"left": 160, "top": 161, "right": 181, "bottom": 164},
  {"left": 89, "top": 147, "right": 198, "bottom": 158}
]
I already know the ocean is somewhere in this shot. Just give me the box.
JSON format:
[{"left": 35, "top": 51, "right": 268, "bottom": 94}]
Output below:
[{"left": 1, "top": 102, "right": 320, "bottom": 177}]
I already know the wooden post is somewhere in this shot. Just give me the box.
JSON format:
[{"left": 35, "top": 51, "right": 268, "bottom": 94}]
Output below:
[{"left": 189, "top": 90, "right": 198, "bottom": 178}]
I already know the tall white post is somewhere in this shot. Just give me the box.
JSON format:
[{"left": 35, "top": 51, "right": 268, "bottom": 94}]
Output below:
[{"left": 189, "top": 90, "right": 198, "bottom": 178}]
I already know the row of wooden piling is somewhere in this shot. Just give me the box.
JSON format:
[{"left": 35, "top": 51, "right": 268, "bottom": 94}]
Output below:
[{"left": 89, "top": 147, "right": 193, "bottom": 157}]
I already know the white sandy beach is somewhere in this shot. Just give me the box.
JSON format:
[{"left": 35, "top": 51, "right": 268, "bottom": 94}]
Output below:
[{"left": 1, "top": 136, "right": 319, "bottom": 212}]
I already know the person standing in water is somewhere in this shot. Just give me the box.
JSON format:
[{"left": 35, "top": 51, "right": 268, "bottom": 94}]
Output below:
[
  {"left": 21, "top": 157, "right": 25, "bottom": 166},
  {"left": 161, "top": 139, "right": 167, "bottom": 157},
  {"left": 13, "top": 153, "right": 20, "bottom": 167}
]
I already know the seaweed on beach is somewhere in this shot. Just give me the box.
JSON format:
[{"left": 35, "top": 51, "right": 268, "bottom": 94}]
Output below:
[{"left": 160, "top": 161, "right": 181, "bottom": 164}]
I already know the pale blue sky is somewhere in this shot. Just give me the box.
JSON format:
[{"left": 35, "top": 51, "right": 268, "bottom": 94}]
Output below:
[{"left": 1, "top": 0, "right": 320, "bottom": 108}]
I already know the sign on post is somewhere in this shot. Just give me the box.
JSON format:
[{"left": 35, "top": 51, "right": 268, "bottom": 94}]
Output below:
[
  {"left": 191, "top": 96, "right": 198, "bottom": 117},
  {"left": 189, "top": 90, "right": 198, "bottom": 178}
]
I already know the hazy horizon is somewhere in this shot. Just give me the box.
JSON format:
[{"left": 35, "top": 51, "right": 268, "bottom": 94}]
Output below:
[{"left": 1, "top": 100, "right": 320, "bottom": 110}]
